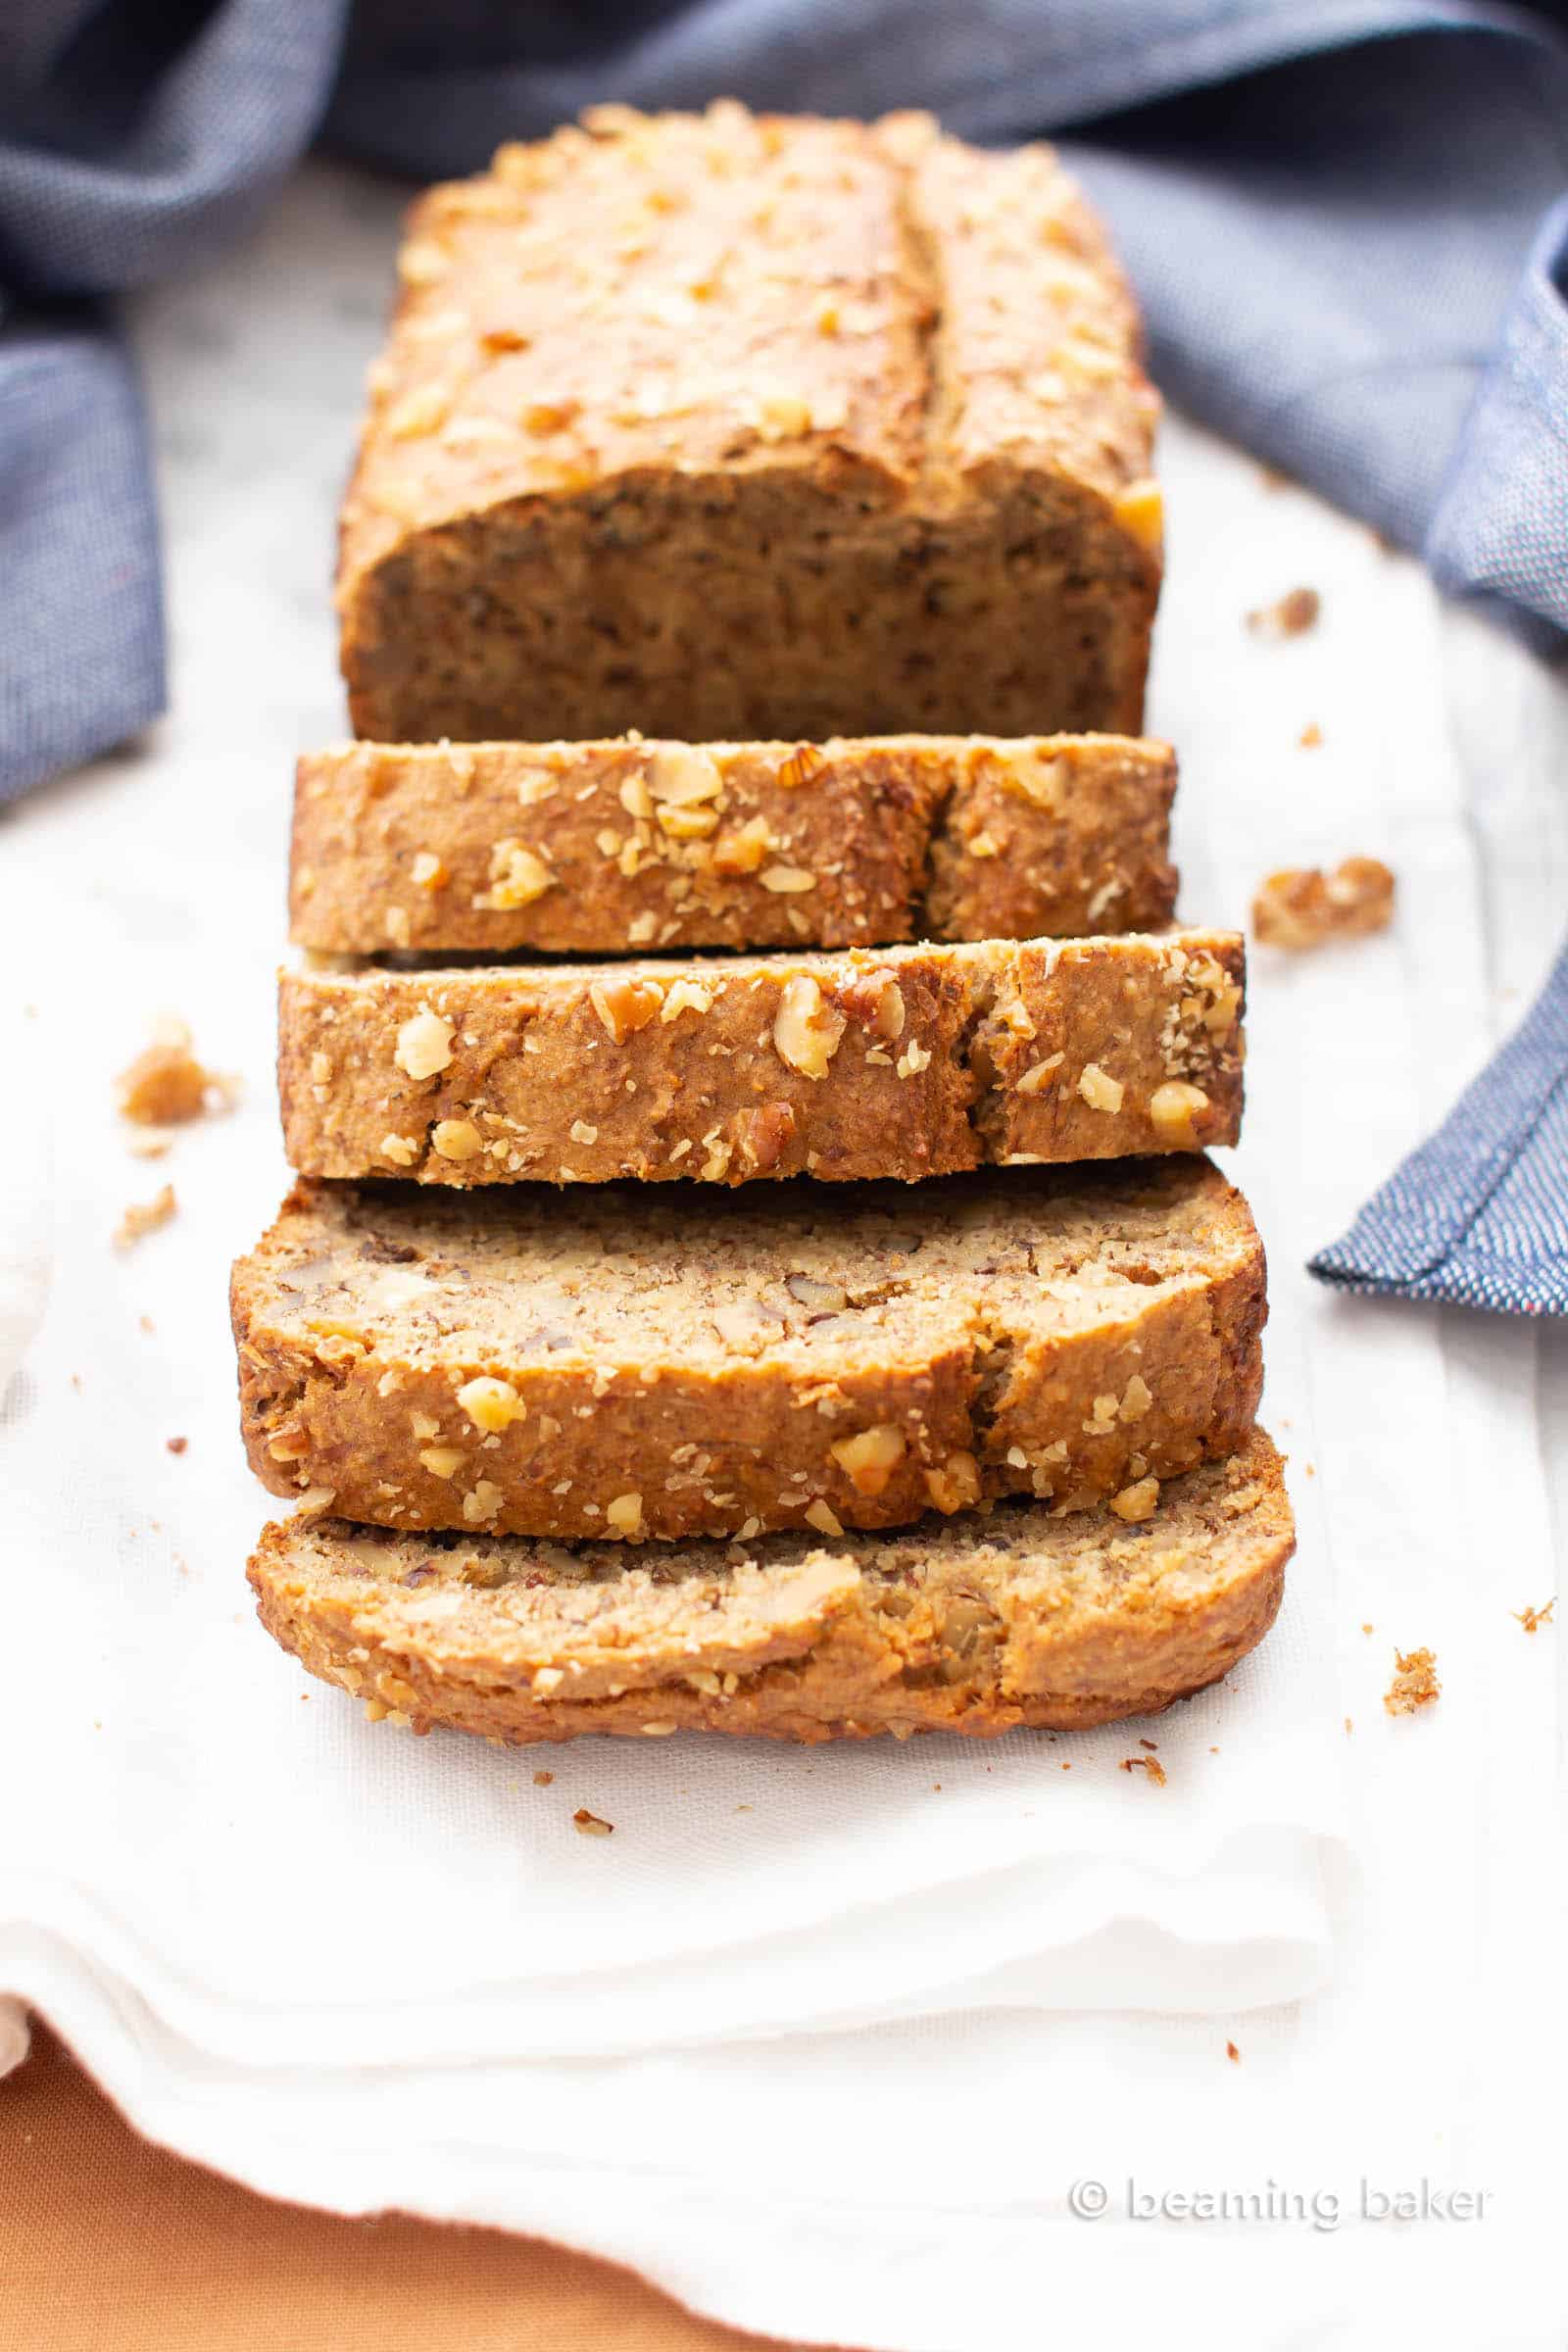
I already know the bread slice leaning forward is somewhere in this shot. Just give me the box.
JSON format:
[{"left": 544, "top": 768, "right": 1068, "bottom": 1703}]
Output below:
[
  {"left": 231, "top": 1157, "right": 1266, "bottom": 1545},
  {"left": 278, "top": 928, "right": 1244, "bottom": 1188},
  {"left": 289, "top": 734, "right": 1179, "bottom": 956},
  {"left": 248, "top": 1429, "right": 1293, "bottom": 1745}
]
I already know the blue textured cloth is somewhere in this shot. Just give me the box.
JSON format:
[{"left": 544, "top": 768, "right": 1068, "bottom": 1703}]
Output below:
[{"left": 3, "top": 1, "right": 1567, "bottom": 1311}]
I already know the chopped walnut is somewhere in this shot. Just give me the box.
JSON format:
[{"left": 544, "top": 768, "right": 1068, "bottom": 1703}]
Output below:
[
  {"left": 1078, "top": 1063, "right": 1124, "bottom": 1114},
  {"left": 589, "top": 974, "right": 663, "bottom": 1043},
  {"left": 1119, "top": 1754, "right": 1167, "bottom": 1786},
  {"left": 431, "top": 1119, "right": 483, "bottom": 1161},
  {"left": 773, "top": 975, "right": 846, "bottom": 1079},
  {"left": 1384, "top": 1646, "right": 1440, "bottom": 1716},
  {"left": 456, "top": 1376, "right": 524, "bottom": 1434},
  {"left": 1253, "top": 858, "right": 1395, "bottom": 951},
  {"left": 1513, "top": 1599, "right": 1555, "bottom": 1635},
  {"left": 732, "top": 1101, "right": 797, "bottom": 1171},
  {"left": 479, "top": 839, "right": 554, "bottom": 910},
  {"left": 116, "top": 1019, "right": 235, "bottom": 1126},
  {"left": 394, "top": 1006, "right": 454, "bottom": 1080},
  {"left": 572, "top": 1808, "right": 614, "bottom": 1837},
  {"left": 1248, "top": 586, "right": 1320, "bottom": 637},
  {"left": 114, "top": 1184, "right": 176, "bottom": 1250},
  {"left": 1149, "top": 1080, "right": 1210, "bottom": 1145},
  {"left": 606, "top": 1492, "right": 646, "bottom": 1539},
  {"left": 923, "top": 1451, "right": 982, "bottom": 1514},
  {"left": 829, "top": 1424, "right": 906, "bottom": 1496},
  {"left": 1110, "top": 1476, "right": 1159, "bottom": 1523}
]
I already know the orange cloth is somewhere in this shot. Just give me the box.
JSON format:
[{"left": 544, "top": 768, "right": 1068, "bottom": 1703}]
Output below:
[{"left": 0, "top": 2021, "right": 808, "bottom": 2351}]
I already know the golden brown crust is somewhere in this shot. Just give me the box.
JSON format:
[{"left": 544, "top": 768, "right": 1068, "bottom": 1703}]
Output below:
[
  {"left": 247, "top": 1430, "right": 1292, "bottom": 1744},
  {"left": 337, "top": 105, "right": 1160, "bottom": 745},
  {"left": 230, "top": 1158, "right": 1267, "bottom": 1543},
  {"left": 277, "top": 929, "right": 1245, "bottom": 1188},
  {"left": 290, "top": 734, "right": 1178, "bottom": 956}
]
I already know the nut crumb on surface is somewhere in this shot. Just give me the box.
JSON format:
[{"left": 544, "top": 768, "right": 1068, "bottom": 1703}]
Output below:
[
  {"left": 1384, "top": 1646, "right": 1440, "bottom": 1717},
  {"left": 1120, "top": 1754, "right": 1167, "bottom": 1786},
  {"left": 114, "top": 1185, "right": 176, "bottom": 1250},
  {"left": 1252, "top": 857, "right": 1395, "bottom": 951},
  {"left": 572, "top": 1807, "right": 613, "bottom": 1837},
  {"left": 117, "top": 1018, "right": 237, "bottom": 1126},
  {"left": 1226, "top": 2040, "right": 1240, "bottom": 2063},
  {"left": 165, "top": 1436, "right": 188, "bottom": 1455},
  {"left": 1247, "top": 585, "right": 1320, "bottom": 637},
  {"left": 1298, "top": 721, "right": 1323, "bottom": 749},
  {"left": 533, "top": 1768, "right": 554, "bottom": 1786},
  {"left": 1513, "top": 1599, "right": 1555, "bottom": 1634}
]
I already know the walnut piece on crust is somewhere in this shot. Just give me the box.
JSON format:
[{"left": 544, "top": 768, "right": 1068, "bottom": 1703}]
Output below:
[
  {"left": 1384, "top": 1646, "right": 1440, "bottom": 1716},
  {"left": 117, "top": 1017, "right": 238, "bottom": 1125},
  {"left": 1252, "top": 857, "right": 1395, "bottom": 951},
  {"left": 114, "top": 1184, "right": 176, "bottom": 1250}
]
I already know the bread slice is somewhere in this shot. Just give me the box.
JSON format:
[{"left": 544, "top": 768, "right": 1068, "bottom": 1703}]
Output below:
[
  {"left": 338, "top": 106, "right": 1161, "bottom": 747},
  {"left": 290, "top": 735, "right": 1178, "bottom": 956},
  {"left": 248, "top": 1430, "right": 1292, "bottom": 1745},
  {"left": 278, "top": 929, "right": 1244, "bottom": 1188},
  {"left": 231, "top": 1158, "right": 1266, "bottom": 1544}
]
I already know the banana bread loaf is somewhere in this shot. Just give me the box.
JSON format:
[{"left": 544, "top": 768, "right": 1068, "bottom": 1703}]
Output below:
[
  {"left": 290, "top": 734, "right": 1178, "bottom": 956},
  {"left": 338, "top": 105, "right": 1161, "bottom": 746},
  {"left": 248, "top": 1429, "right": 1291, "bottom": 1744},
  {"left": 232, "top": 1158, "right": 1266, "bottom": 1544},
  {"left": 278, "top": 929, "right": 1244, "bottom": 1188}
]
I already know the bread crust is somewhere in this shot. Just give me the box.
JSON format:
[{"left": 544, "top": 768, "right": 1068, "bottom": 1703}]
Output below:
[
  {"left": 337, "top": 107, "right": 1161, "bottom": 745},
  {"left": 290, "top": 734, "right": 1178, "bottom": 956},
  {"left": 247, "top": 1431, "right": 1292, "bottom": 1744},
  {"left": 278, "top": 929, "right": 1245, "bottom": 1188},
  {"left": 231, "top": 1158, "right": 1267, "bottom": 1544}
]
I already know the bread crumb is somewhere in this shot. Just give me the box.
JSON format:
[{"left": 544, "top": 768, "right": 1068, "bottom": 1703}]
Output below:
[
  {"left": 1384, "top": 1646, "right": 1440, "bottom": 1716},
  {"left": 572, "top": 1806, "right": 613, "bottom": 1837},
  {"left": 1248, "top": 586, "right": 1320, "bottom": 637},
  {"left": 1513, "top": 1599, "right": 1554, "bottom": 1634},
  {"left": 1361, "top": 1623, "right": 1374, "bottom": 1635},
  {"left": 1119, "top": 1754, "right": 1166, "bottom": 1787},
  {"left": 532, "top": 1768, "right": 554, "bottom": 1786},
  {"left": 117, "top": 1019, "right": 237, "bottom": 1125},
  {"left": 1298, "top": 721, "right": 1323, "bottom": 749},
  {"left": 1253, "top": 858, "right": 1395, "bottom": 950},
  {"left": 1226, "top": 2040, "right": 1240, "bottom": 2063},
  {"left": 165, "top": 1436, "right": 188, "bottom": 1456},
  {"left": 1345, "top": 1716, "right": 1353, "bottom": 1735},
  {"left": 114, "top": 1185, "right": 176, "bottom": 1250}
]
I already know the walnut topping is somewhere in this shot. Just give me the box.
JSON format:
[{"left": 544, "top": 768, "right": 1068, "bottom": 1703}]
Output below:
[
  {"left": 589, "top": 974, "right": 663, "bottom": 1042},
  {"left": 1110, "top": 1476, "right": 1159, "bottom": 1523},
  {"left": 1112, "top": 478, "right": 1163, "bottom": 555},
  {"left": 660, "top": 977, "right": 713, "bottom": 1022},
  {"left": 419, "top": 1446, "right": 466, "bottom": 1479},
  {"left": 1078, "top": 1063, "right": 1124, "bottom": 1114},
  {"left": 1385, "top": 1646, "right": 1440, "bottom": 1715},
  {"left": 431, "top": 1119, "right": 483, "bottom": 1161},
  {"left": 647, "top": 746, "right": 724, "bottom": 808},
  {"left": 394, "top": 1006, "right": 454, "bottom": 1080},
  {"left": 830, "top": 1423, "right": 906, "bottom": 1496},
  {"left": 462, "top": 1479, "right": 505, "bottom": 1524},
  {"left": 606, "top": 1492, "right": 645, "bottom": 1539},
  {"left": 923, "top": 1451, "right": 982, "bottom": 1514},
  {"left": 1015, "top": 1052, "right": 1064, "bottom": 1096},
  {"left": 411, "top": 852, "right": 447, "bottom": 890},
  {"left": 1149, "top": 1080, "right": 1210, "bottom": 1145},
  {"left": 456, "top": 1376, "right": 524, "bottom": 1434},
  {"left": 114, "top": 1185, "right": 176, "bottom": 1250},
  {"left": 772, "top": 975, "right": 846, "bottom": 1079},
  {"left": 1248, "top": 585, "right": 1320, "bottom": 638},
  {"left": 776, "top": 743, "right": 826, "bottom": 790},
  {"left": 733, "top": 1101, "right": 797, "bottom": 1171},
  {"left": 116, "top": 1018, "right": 232, "bottom": 1126},
  {"left": 711, "top": 817, "right": 773, "bottom": 874},
  {"left": 479, "top": 839, "right": 555, "bottom": 910},
  {"left": 1252, "top": 858, "right": 1395, "bottom": 950}
]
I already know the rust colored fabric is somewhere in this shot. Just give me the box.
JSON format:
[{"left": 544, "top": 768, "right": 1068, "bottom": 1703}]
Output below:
[{"left": 0, "top": 2021, "right": 798, "bottom": 2352}]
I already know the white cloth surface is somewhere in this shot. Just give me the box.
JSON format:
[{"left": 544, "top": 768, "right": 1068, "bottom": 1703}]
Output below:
[{"left": 0, "top": 168, "right": 1562, "bottom": 2347}]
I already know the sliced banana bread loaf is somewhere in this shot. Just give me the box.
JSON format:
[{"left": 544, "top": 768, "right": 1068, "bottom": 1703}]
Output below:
[
  {"left": 278, "top": 929, "right": 1244, "bottom": 1188},
  {"left": 232, "top": 1158, "right": 1266, "bottom": 1544},
  {"left": 249, "top": 1430, "right": 1291, "bottom": 1744},
  {"left": 290, "top": 734, "right": 1178, "bottom": 956},
  {"left": 338, "top": 105, "right": 1161, "bottom": 746}
]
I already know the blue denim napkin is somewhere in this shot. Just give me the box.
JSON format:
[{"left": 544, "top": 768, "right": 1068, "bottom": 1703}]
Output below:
[{"left": 3, "top": 0, "right": 1566, "bottom": 1309}]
